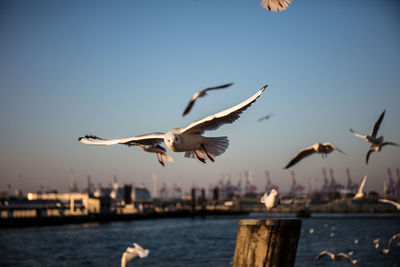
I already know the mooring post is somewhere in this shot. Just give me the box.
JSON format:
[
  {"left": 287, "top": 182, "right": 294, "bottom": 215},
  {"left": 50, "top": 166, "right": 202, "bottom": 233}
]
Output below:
[
  {"left": 191, "top": 188, "right": 196, "bottom": 214},
  {"left": 232, "top": 219, "right": 302, "bottom": 267}
]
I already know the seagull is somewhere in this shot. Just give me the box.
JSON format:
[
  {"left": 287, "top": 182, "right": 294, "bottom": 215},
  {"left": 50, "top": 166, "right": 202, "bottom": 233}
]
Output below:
[
  {"left": 79, "top": 85, "right": 267, "bottom": 163},
  {"left": 260, "top": 189, "right": 280, "bottom": 218},
  {"left": 353, "top": 175, "right": 367, "bottom": 200},
  {"left": 121, "top": 243, "right": 149, "bottom": 267},
  {"left": 378, "top": 199, "right": 400, "bottom": 210},
  {"left": 182, "top": 83, "right": 233, "bottom": 117},
  {"left": 388, "top": 233, "right": 400, "bottom": 247},
  {"left": 257, "top": 114, "right": 274, "bottom": 122},
  {"left": 349, "top": 110, "right": 398, "bottom": 164},
  {"left": 79, "top": 135, "right": 173, "bottom": 166},
  {"left": 260, "top": 0, "right": 292, "bottom": 12},
  {"left": 284, "top": 142, "right": 345, "bottom": 169},
  {"left": 315, "top": 251, "right": 358, "bottom": 264}
]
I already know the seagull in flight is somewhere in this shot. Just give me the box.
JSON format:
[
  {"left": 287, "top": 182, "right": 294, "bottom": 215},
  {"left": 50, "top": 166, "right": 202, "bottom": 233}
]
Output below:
[
  {"left": 257, "top": 114, "right": 274, "bottom": 122},
  {"left": 261, "top": 0, "right": 292, "bottom": 12},
  {"left": 284, "top": 142, "right": 345, "bottom": 169},
  {"left": 260, "top": 189, "right": 280, "bottom": 218},
  {"left": 353, "top": 175, "right": 367, "bottom": 200},
  {"left": 79, "top": 85, "right": 267, "bottom": 164},
  {"left": 121, "top": 243, "right": 149, "bottom": 267},
  {"left": 182, "top": 82, "right": 233, "bottom": 117},
  {"left": 349, "top": 110, "right": 398, "bottom": 164},
  {"left": 315, "top": 251, "right": 358, "bottom": 264},
  {"left": 79, "top": 135, "right": 173, "bottom": 167},
  {"left": 378, "top": 199, "right": 400, "bottom": 211}
]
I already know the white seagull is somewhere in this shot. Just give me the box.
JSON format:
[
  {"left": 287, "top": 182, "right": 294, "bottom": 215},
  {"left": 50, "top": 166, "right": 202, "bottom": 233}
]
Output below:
[
  {"left": 257, "top": 114, "right": 274, "bottom": 122},
  {"left": 79, "top": 135, "right": 173, "bottom": 166},
  {"left": 378, "top": 199, "right": 400, "bottom": 211},
  {"left": 260, "top": 0, "right": 292, "bottom": 12},
  {"left": 260, "top": 189, "right": 280, "bottom": 218},
  {"left": 284, "top": 142, "right": 345, "bottom": 169},
  {"left": 315, "top": 251, "right": 358, "bottom": 264},
  {"left": 79, "top": 85, "right": 267, "bottom": 163},
  {"left": 349, "top": 110, "right": 398, "bottom": 164},
  {"left": 353, "top": 175, "right": 367, "bottom": 200},
  {"left": 182, "top": 82, "right": 233, "bottom": 117},
  {"left": 121, "top": 243, "right": 149, "bottom": 267}
]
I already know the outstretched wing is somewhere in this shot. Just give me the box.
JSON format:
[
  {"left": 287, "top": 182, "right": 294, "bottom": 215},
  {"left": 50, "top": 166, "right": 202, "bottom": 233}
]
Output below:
[
  {"left": 370, "top": 110, "right": 385, "bottom": 137},
  {"left": 203, "top": 82, "right": 233, "bottom": 93},
  {"left": 337, "top": 253, "right": 355, "bottom": 263},
  {"left": 365, "top": 148, "right": 375, "bottom": 164},
  {"left": 382, "top": 141, "right": 399, "bottom": 147},
  {"left": 357, "top": 175, "right": 367, "bottom": 195},
  {"left": 78, "top": 133, "right": 165, "bottom": 146},
  {"left": 180, "top": 85, "right": 267, "bottom": 135},
  {"left": 284, "top": 146, "right": 315, "bottom": 169},
  {"left": 349, "top": 128, "right": 367, "bottom": 140},
  {"left": 261, "top": 0, "right": 292, "bottom": 12},
  {"left": 388, "top": 233, "right": 400, "bottom": 247},
  {"left": 315, "top": 250, "right": 332, "bottom": 260}
]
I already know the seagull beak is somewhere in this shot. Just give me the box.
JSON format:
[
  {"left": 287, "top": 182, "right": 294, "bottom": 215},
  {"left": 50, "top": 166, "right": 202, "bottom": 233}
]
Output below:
[{"left": 171, "top": 141, "right": 174, "bottom": 146}]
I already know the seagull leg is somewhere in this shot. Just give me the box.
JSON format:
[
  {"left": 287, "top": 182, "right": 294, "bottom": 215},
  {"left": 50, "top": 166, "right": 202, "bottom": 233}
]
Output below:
[
  {"left": 267, "top": 209, "right": 271, "bottom": 218},
  {"left": 194, "top": 149, "right": 206, "bottom": 163},
  {"left": 201, "top": 144, "right": 214, "bottom": 162},
  {"left": 156, "top": 153, "right": 165, "bottom": 167},
  {"left": 275, "top": 208, "right": 280, "bottom": 218}
]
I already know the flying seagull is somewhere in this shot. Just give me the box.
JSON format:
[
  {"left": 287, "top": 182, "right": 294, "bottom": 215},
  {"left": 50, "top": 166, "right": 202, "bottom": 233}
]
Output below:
[
  {"left": 349, "top": 110, "right": 398, "bottom": 164},
  {"left": 257, "top": 114, "right": 274, "bottom": 122},
  {"left": 121, "top": 243, "right": 149, "bottom": 267},
  {"left": 79, "top": 136, "right": 173, "bottom": 167},
  {"left": 79, "top": 85, "right": 267, "bottom": 163},
  {"left": 260, "top": 189, "right": 280, "bottom": 218},
  {"left": 378, "top": 199, "right": 400, "bottom": 211},
  {"left": 388, "top": 233, "right": 400, "bottom": 247},
  {"left": 182, "top": 83, "right": 233, "bottom": 117},
  {"left": 315, "top": 251, "right": 358, "bottom": 264},
  {"left": 261, "top": 0, "right": 292, "bottom": 12},
  {"left": 284, "top": 142, "right": 345, "bottom": 169},
  {"left": 353, "top": 175, "right": 367, "bottom": 200}
]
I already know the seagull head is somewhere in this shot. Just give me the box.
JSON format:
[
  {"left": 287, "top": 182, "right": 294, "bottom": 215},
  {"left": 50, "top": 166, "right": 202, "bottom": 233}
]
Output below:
[
  {"left": 270, "top": 189, "right": 279, "bottom": 196},
  {"left": 164, "top": 132, "right": 181, "bottom": 151}
]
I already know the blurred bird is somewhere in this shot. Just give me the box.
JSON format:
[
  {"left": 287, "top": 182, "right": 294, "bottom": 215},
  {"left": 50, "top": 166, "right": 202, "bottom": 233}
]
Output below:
[
  {"left": 349, "top": 110, "right": 398, "bottom": 164},
  {"left": 309, "top": 228, "right": 315, "bottom": 234},
  {"left": 373, "top": 238, "right": 380, "bottom": 244},
  {"left": 79, "top": 136, "right": 173, "bottom": 167},
  {"left": 260, "top": 189, "right": 280, "bottom": 218},
  {"left": 257, "top": 114, "right": 274, "bottom": 122},
  {"left": 182, "top": 83, "right": 233, "bottom": 117},
  {"left": 315, "top": 251, "right": 358, "bottom": 264},
  {"left": 353, "top": 176, "right": 367, "bottom": 200},
  {"left": 79, "top": 85, "right": 266, "bottom": 163},
  {"left": 121, "top": 243, "right": 149, "bottom": 267},
  {"left": 388, "top": 233, "right": 400, "bottom": 247},
  {"left": 260, "top": 0, "right": 292, "bottom": 12},
  {"left": 378, "top": 199, "right": 400, "bottom": 210},
  {"left": 354, "top": 239, "right": 359, "bottom": 245},
  {"left": 284, "top": 142, "right": 345, "bottom": 169},
  {"left": 330, "top": 232, "right": 335, "bottom": 238}
]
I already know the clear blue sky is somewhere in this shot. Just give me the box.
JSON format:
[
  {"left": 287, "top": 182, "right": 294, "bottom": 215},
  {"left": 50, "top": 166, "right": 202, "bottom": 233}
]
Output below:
[{"left": 1, "top": 0, "right": 399, "bottom": 194}]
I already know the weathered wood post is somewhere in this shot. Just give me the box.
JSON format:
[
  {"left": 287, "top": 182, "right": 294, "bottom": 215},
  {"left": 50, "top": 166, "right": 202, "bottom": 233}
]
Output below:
[
  {"left": 232, "top": 219, "right": 302, "bottom": 267},
  {"left": 191, "top": 188, "right": 196, "bottom": 214}
]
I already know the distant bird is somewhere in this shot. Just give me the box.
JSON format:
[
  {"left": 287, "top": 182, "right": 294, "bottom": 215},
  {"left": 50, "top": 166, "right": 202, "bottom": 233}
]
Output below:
[
  {"left": 388, "top": 233, "right": 400, "bottom": 247},
  {"left": 258, "top": 114, "right": 274, "bottom": 122},
  {"left": 330, "top": 232, "right": 335, "bottom": 238},
  {"left": 121, "top": 243, "right": 149, "bottom": 267},
  {"left": 315, "top": 251, "right": 358, "bottom": 264},
  {"left": 373, "top": 238, "right": 380, "bottom": 244},
  {"left": 354, "top": 239, "right": 359, "bottom": 245},
  {"left": 349, "top": 110, "right": 398, "bottom": 164},
  {"left": 182, "top": 83, "right": 233, "bottom": 117},
  {"left": 261, "top": 0, "right": 292, "bottom": 12},
  {"left": 79, "top": 135, "right": 173, "bottom": 167},
  {"left": 79, "top": 85, "right": 266, "bottom": 163},
  {"left": 382, "top": 248, "right": 389, "bottom": 254},
  {"left": 284, "top": 142, "right": 345, "bottom": 169},
  {"left": 353, "top": 176, "right": 367, "bottom": 200},
  {"left": 378, "top": 199, "right": 400, "bottom": 210},
  {"left": 260, "top": 189, "right": 280, "bottom": 218},
  {"left": 309, "top": 228, "right": 315, "bottom": 234}
]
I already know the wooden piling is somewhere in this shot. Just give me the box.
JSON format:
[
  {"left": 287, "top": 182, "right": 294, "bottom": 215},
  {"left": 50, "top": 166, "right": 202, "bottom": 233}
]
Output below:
[{"left": 232, "top": 219, "right": 302, "bottom": 267}]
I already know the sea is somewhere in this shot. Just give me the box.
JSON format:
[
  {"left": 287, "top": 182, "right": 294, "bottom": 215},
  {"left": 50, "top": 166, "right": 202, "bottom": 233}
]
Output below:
[{"left": 0, "top": 213, "right": 399, "bottom": 266}]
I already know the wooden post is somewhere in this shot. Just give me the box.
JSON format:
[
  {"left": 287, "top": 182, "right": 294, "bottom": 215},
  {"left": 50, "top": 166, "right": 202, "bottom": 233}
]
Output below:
[
  {"left": 232, "top": 219, "right": 302, "bottom": 267},
  {"left": 191, "top": 188, "right": 196, "bottom": 213}
]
